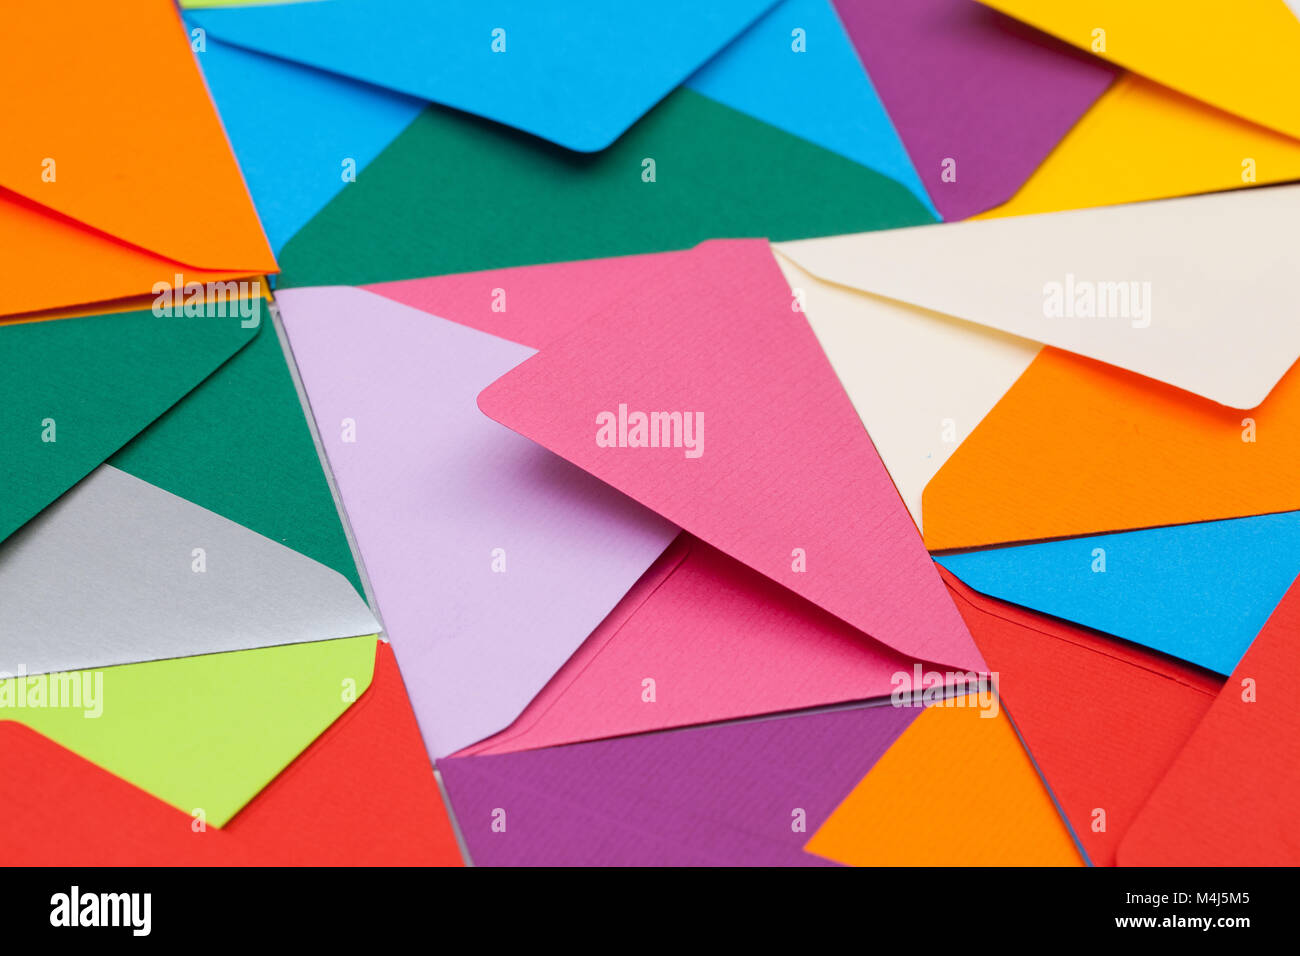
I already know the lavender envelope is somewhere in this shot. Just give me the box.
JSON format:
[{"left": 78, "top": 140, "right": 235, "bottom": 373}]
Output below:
[
  {"left": 277, "top": 287, "right": 678, "bottom": 757},
  {"left": 438, "top": 702, "right": 920, "bottom": 866},
  {"left": 833, "top": 0, "right": 1116, "bottom": 219}
]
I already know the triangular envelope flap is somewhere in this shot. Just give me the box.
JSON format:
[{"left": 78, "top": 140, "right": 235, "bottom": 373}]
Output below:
[
  {"left": 189, "top": 0, "right": 778, "bottom": 152},
  {"left": 3, "top": 635, "right": 377, "bottom": 828},
  {"left": 977, "top": 0, "right": 1300, "bottom": 142},
  {"left": 0, "top": 1, "right": 274, "bottom": 270},
  {"left": 0, "top": 303, "right": 259, "bottom": 548},
  {"left": 0, "top": 466, "right": 379, "bottom": 677},
  {"left": 476, "top": 239, "right": 984, "bottom": 672},
  {"left": 776, "top": 185, "right": 1300, "bottom": 409}
]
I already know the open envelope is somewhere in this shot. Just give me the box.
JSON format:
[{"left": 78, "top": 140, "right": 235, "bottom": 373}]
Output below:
[
  {"left": 1117, "top": 574, "right": 1300, "bottom": 866},
  {"left": 275, "top": 285, "right": 679, "bottom": 758},
  {"left": 0, "top": 1, "right": 274, "bottom": 318},
  {"left": 772, "top": 184, "right": 1300, "bottom": 537},
  {"left": 1, "top": 643, "right": 463, "bottom": 865},
  {"left": 186, "top": 0, "right": 936, "bottom": 254},
  {"left": 940, "top": 568, "right": 1223, "bottom": 866},
  {"left": 1, "top": 297, "right": 384, "bottom": 826},
  {"left": 475, "top": 239, "right": 985, "bottom": 673}
]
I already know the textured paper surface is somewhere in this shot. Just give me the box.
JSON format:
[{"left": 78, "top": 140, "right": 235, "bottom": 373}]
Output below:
[
  {"left": 478, "top": 240, "right": 984, "bottom": 671},
  {"left": 0, "top": 0, "right": 274, "bottom": 316},
  {"left": 279, "top": 286, "right": 677, "bottom": 756},
  {"left": 0, "top": 643, "right": 462, "bottom": 865},
  {"left": 832, "top": 0, "right": 1115, "bottom": 220},
  {"left": 939, "top": 511, "right": 1300, "bottom": 674},
  {"left": 2, "top": 635, "right": 376, "bottom": 827},
  {"left": 1, "top": 305, "right": 257, "bottom": 547},
  {"left": 460, "top": 535, "right": 955, "bottom": 756},
  {"left": 190, "top": 0, "right": 776, "bottom": 152},
  {"left": 979, "top": 0, "right": 1300, "bottom": 141},
  {"left": 440, "top": 703, "right": 919, "bottom": 866},
  {"left": 923, "top": 348, "right": 1300, "bottom": 550},
  {"left": 778, "top": 185, "right": 1300, "bottom": 409},
  {"left": 804, "top": 697, "right": 1084, "bottom": 866},
  {"left": 275, "top": 88, "right": 935, "bottom": 289},
  {"left": 1118, "top": 574, "right": 1300, "bottom": 866},
  {"left": 0, "top": 466, "right": 378, "bottom": 676}
]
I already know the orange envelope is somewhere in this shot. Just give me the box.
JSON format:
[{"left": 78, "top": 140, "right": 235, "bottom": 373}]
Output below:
[
  {"left": 1118, "top": 574, "right": 1300, "bottom": 866},
  {"left": 923, "top": 347, "right": 1300, "bottom": 550},
  {"left": 0, "top": 0, "right": 275, "bottom": 318}
]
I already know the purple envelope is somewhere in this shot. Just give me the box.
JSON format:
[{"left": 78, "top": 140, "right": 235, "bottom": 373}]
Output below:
[
  {"left": 438, "top": 702, "right": 921, "bottom": 866},
  {"left": 834, "top": 0, "right": 1117, "bottom": 220},
  {"left": 278, "top": 287, "right": 679, "bottom": 757}
]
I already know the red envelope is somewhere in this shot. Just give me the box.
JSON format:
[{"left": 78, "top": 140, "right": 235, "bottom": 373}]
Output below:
[
  {"left": 0, "top": 643, "right": 463, "bottom": 866},
  {"left": 939, "top": 567, "right": 1222, "bottom": 866},
  {"left": 1118, "top": 574, "right": 1300, "bottom": 866}
]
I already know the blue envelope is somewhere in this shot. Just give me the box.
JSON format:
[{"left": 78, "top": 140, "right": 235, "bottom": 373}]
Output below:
[
  {"left": 186, "top": 0, "right": 931, "bottom": 253},
  {"left": 937, "top": 511, "right": 1300, "bottom": 674}
]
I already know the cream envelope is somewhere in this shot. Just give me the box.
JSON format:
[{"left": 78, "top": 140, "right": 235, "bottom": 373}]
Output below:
[{"left": 773, "top": 185, "right": 1300, "bottom": 529}]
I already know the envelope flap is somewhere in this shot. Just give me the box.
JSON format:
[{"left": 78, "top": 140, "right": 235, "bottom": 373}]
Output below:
[
  {"left": 0, "top": 1, "right": 274, "bottom": 270},
  {"left": 189, "top": 0, "right": 778, "bottom": 152},
  {"left": 776, "top": 186, "right": 1300, "bottom": 408},
  {"left": 977, "top": 0, "right": 1300, "bottom": 142},
  {"left": 477, "top": 239, "right": 984, "bottom": 671},
  {"left": 0, "top": 466, "right": 379, "bottom": 677}
]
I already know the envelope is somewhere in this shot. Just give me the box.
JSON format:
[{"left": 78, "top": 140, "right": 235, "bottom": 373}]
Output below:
[
  {"left": 459, "top": 534, "right": 954, "bottom": 756},
  {"left": 345, "top": 254, "right": 986, "bottom": 754},
  {"left": 1117, "top": 574, "right": 1300, "bottom": 866},
  {"left": 438, "top": 701, "right": 921, "bottom": 866},
  {"left": 938, "top": 511, "right": 1300, "bottom": 674},
  {"left": 187, "top": 0, "right": 778, "bottom": 152},
  {"left": 923, "top": 347, "right": 1300, "bottom": 550},
  {"left": 803, "top": 696, "right": 1084, "bottom": 866},
  {"left": 0, "top": 1, "right": 274, "bottom": 318},
  {"left": 940, "top": 568, "right": 1222, "bottom": 866},
  {"left": 771, "top": 186, "right": 1300, "bottom": 536},
  {"left": 830, "top": 0, "right": 1117, "bottom": 220},
  {"left": 1, "top": 643, "right": 463, "bottom": 865},
  {"left": 980, "top": 73, "right": 1300, "bottom": 219},
  {"left": 476, "top": 239, "right": 985, "bottom": 672},
  {"left": 189, "top": 0, "right": 936, "bottom": 253},
  {"left": 977, "top": 0, "right": 1300, "bottom": 144},
  {"left": 275, "top": 285, "right": 679, "bottom": 758},
  {"left": 1, "top": 297, "right": 384, "bottom": 825}
]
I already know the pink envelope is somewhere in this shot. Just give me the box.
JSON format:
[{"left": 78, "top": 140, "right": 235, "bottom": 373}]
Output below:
[
  {"left": 458, "top": 533, "right": 960, "bottom": 756},
  {"left": 475, "top": 239, "right": 983, "bottom": 672}
]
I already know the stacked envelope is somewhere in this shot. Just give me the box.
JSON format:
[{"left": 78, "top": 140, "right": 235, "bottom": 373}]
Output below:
[{"left": 4, "top": 0, "right": 1297, "bottom": 867}]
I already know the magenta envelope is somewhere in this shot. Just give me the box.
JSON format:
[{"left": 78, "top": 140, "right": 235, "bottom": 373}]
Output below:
[
  {"left": 438, "top": 701, "right": 921, "bottom": 866},
  {"left": 356, "top": 243, "right": 985, "bottom": 755}
]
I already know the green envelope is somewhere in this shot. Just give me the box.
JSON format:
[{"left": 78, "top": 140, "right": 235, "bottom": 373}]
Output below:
[
  {"left": 0, "top": 299, "right": 379, "bottom": 826},
  {"left": 276, "top": 88, "right": 937, "bottom": 288}
]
